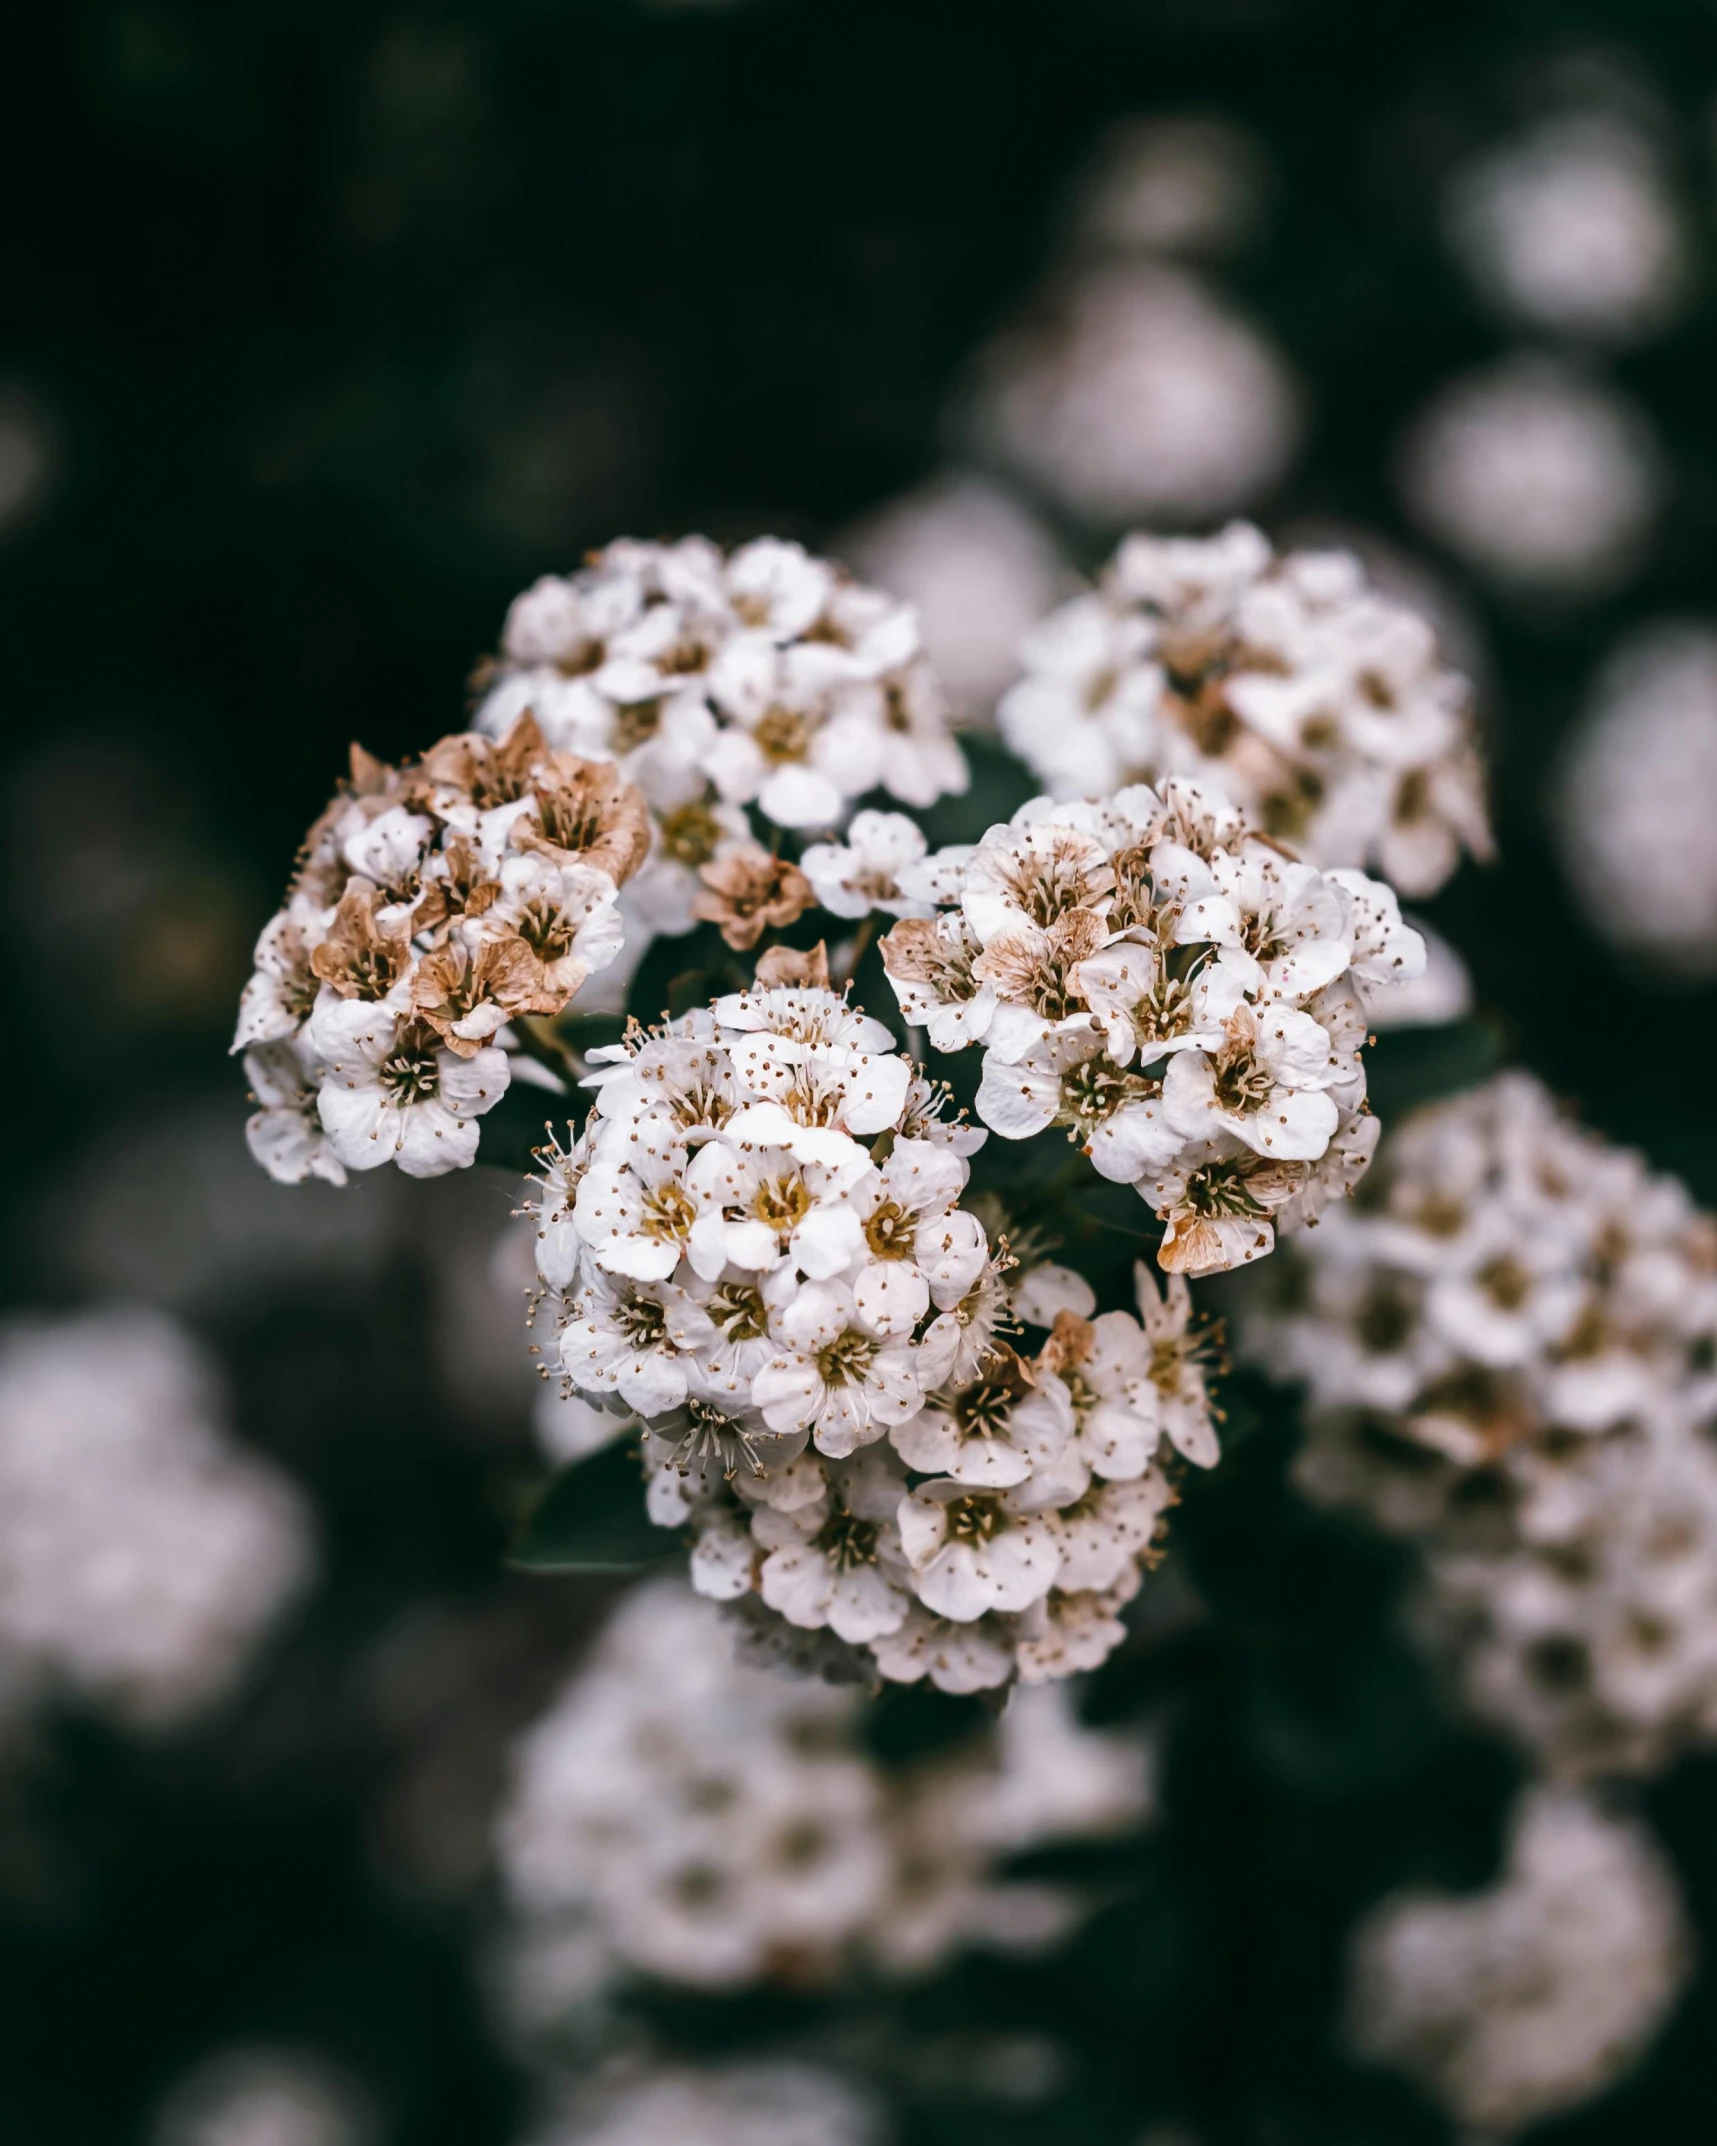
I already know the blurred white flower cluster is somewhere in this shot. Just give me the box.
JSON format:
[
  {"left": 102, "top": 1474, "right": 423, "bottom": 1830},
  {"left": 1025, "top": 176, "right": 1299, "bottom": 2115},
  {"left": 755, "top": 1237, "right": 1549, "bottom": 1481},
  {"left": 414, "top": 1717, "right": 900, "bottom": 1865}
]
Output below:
[
  {"left": 496, "top": 1576, "right": 1152, "bottom": 2008},
  {"left": 152, "top": 2047, "right": 374, "bottom": 2146},
  {"left": 874, "top": 783, "right": 1421, "bottom": 1275},
  {"left": 1398, "top": 356, "right": 1662, "bottom": 597},
  {"left": 475, "top": 536, "right": 968, "bottom": 1004},
  {"left": 234, "top": 711, "right": 652, "bottom": 1182},
  {"left": 1556, "top": 624, "right": 1717, "bottom": 979},
  {"left": 1445, "top": 108, "right": 1687, "bottom": 345},
  {"left": 527, "top": 983, "right": 1219, "bottom": 1690},
  {"left": 0, "top": 1309, "right": 313, "bottom": 1729},
  {"left": 964, "top": 262, "right": 1300, "bottom": 525},
  {"left": 839, "top": 475, "right": 1066, "bottom": 722},
  {"left": 523, "top": 2059, "right": 877, "bottom": 2146},
  {"left": 1346, "top": 1785, "right": 1691, "bottom": 2137},
  {"left": 997, "top": 522, "right": 1490, "bottom": 896},
  {"left": 1069, "top": 114, "right": 1265, "bottom": 261},
  {"left": 1244, "top": 1072, "right": 1717, "bottom": 1775}
]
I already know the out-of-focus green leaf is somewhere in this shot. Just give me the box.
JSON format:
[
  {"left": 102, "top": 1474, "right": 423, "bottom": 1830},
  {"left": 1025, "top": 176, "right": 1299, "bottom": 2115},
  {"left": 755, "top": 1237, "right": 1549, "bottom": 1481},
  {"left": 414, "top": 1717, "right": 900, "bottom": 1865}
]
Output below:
[
  {"left": 911, "top": 733, "right": 1037, "bottom": 852},
  {"left": 507, "top": 1438, "right": 672, "bottom": 1571},
  {"left": 862, "top": 1679, "right": 996, "bottom": 1765},
  {"left": 1365, "top": 1016, "right": 1500, "bottom": 1122}
]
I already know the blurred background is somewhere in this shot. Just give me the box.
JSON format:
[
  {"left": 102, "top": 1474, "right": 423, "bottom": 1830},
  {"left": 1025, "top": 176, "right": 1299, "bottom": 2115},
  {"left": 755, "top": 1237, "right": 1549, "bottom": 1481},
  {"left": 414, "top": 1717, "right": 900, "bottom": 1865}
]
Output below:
[{"left": 8, "top": 3, "right": 1717, "bottom": 2142}]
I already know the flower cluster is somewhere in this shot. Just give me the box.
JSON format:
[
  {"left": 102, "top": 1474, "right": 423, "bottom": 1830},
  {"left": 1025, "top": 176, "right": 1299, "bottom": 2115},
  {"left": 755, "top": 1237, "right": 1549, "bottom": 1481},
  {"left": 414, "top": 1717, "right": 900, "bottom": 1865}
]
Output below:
[
  {"left": 495, "top": 1576, "right": 1152, "bottom": 2006},
  {"left": 1398, "top": 355, "right": 1662, "bottom": 597},
  {"left": 151, "top": 2048, "right": 374, "bottom": 2146},
  {"left": 235, "top": 711, "right": 651, "bottom": 1182},
  {"left": 962, "top": 260, "right": 1300, "bottom": 524},
  {"left": 1555, "top": 624, "right": 1717, "bottom": 980},
  {"left": 523, "top": 2061, "right": 878, "bottom": 2146},
  {"left": 472, "top": 535, "right": 968, "bottom": 1000},
  {"left": 1345, "top": 1785, "right": 1691, "bottom": 2137},
  {"left": 1242, "top": 1072, "right": 1717, "bottom": 1774},
  {"left": 526, "top": 985, "right": 1222, "bottom": 1689},
  {"left": 1444, "top": 108, "right": 1687, "bottom": 346},
  {"left": 0, "top": 1309, "right": 314, "bottom": 1728},
  {"left": 867, "top": 780, "right": 1420, "bottom": 1275},
  {"left": 997, "top": 522, "right": 1490, "bottom": 896}
]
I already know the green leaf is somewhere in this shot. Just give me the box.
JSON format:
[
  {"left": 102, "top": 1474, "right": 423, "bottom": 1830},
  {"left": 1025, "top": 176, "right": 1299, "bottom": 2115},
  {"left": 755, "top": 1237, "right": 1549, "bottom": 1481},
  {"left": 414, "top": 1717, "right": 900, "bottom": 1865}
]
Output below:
[
  {"left": 507, "top": 1437, "right": 674, "bottom": 1572},
  {"left": 911, "top": 732, "right": 1037, "bottom": 851},
  {"left": 1365, "top": 1016, "right": 1500, "bottom": 1122},
  {"left": 861, "top": 1680, "right": 994, "bottom": 1765}
]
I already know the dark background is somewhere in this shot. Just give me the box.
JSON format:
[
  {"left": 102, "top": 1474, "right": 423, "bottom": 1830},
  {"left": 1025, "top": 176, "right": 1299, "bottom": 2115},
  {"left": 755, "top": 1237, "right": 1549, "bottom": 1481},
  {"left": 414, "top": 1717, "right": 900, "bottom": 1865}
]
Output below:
[{"left": 5, "top": 4, "right": 1717, "bottom": 2142}]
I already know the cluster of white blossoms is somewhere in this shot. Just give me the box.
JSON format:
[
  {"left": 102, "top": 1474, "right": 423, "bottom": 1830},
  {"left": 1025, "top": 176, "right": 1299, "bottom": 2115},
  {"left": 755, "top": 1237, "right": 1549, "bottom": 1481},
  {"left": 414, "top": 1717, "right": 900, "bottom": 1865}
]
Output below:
[
  {"left": 151, "top": 2048, "right": 374, "bottom": 2146},
  {"left": 523, "top": 2061, "right": 878, "bottom": 2146},
  {"left": 1397, "top": 355, "right": 1663, "bottom": 596},
  {"left": 527, "top": 980, "right": 1226, "bottom": 1690},
  {"left": 496, "top": 1576, "right": 1152, "bottom": 2009},
  {"left": 472, "top": 535, "right": 968, "bottom": 1003},
  {"left": 1444, "top": 108, "right": 1687, "bottom": 345},
  {"left": 1555, "top": 624, "right": 1717, "bottom": 979},
  {"left": 1346, "top": 1785, "right": 1691, "bottom": 2137},
  {"left": 865, "top": 781, "right": 1421, "bottom": 1279},
  {"left": 234, "top": 710, "right": 652, "bottom": 1182},
  {"left": 1070, "top": 113, "right": 1265, "bottom": 261},
  {"left": 0, "top": 1309, "right": 314, "bottom": 1729},
  {"left": 997, "top": 522, "right": 1491, "bottom": 896},
  {"left": 962, "top": 261, "right": 1300, "bottom": 525},
  {"left": 1243, "top": 1072, "right": 1717, "bottom": 1775}
]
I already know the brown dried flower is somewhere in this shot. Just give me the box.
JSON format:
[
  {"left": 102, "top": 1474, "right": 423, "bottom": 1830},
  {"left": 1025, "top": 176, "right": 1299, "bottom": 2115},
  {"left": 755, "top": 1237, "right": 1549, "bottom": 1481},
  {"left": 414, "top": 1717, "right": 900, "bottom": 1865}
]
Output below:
[
  {"left": 692, "top": 842, "right": 814, "bottom": 951},
  {"left": 309, "top": 879, "right": 413, "bottom": 1002},
  {"left": 753, "top": 941, "right": 832, "bottom": 990},
  {"left": 515, "top": 752, "right": 652, "bottom": 889},
  {"left": 411, "top": 936, "right": 538, "bottom": 1055}
]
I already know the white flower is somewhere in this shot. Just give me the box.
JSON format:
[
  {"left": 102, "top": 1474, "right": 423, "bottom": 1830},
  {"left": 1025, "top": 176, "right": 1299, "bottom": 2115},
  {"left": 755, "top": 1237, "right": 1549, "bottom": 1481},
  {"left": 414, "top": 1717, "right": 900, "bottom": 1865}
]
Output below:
[
  {"left": 574, "top": 1133, "right": 722, "bottom": 1281},
  {"left": 867, "top": 1603, "right": 1017, "bottom": 1693},
  {"left": 897, "top": 1479, "right": 1061, "bottom": 1619},
  {"left": 847, "top": 1137, "right": 987, "bottom": 1336},
  {"left": 699, "top": 1139, "right": 871, "bottom": 1280},
  {"left": 1133, "top": 1263, "right": 1220, "bottom": 1467},
  {"left": 559, "top": 1274, "right": 715, "bottom": 1415},
  {"left": 313, "top": 1006, "right": 509, "bottom": 1178},
  {"left": 1046, "top": 1472, "right": 1176, "bottom": 1592},
  {"left": 878, "top": 911, "right": 1000, "bottom": 1052},
  {"left": 243, "top": 1038, "right": 347, "bottom": 1188},
  {"left": 1160, "top": 1002, "right": 1340, "bottom": 1161},
  {"left": 754, "top": 1448, "right": 916, "bottom": 1643},
  {"left": 231, "top": 897, "right": 326, "bottom": 1052},
  {"left": 975, "top": 1022, "right": 1181, "bottom": 1182},
  {"left": 752, "top": 1282, "right": 922, "bottom": 1458},
  {"left": 883, "top": 784, "right": 1399, "bottom": 1276},
  {"left": 1014, "top": 1577, "right": 1139, "bottom": 1684},
  {"left": 892, "top": 1348, "right": 1073, "bottom": 1489},
  {"left": 800, "top": 811, "right": 935, "bottom": 920}
]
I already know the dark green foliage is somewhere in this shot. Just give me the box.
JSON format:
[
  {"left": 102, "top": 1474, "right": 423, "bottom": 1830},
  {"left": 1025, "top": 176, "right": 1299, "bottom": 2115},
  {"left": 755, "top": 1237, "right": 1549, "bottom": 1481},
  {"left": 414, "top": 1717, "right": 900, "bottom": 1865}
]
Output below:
[{"left": 508, "top": 1437, "right": 670, "bottom": 1573}]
